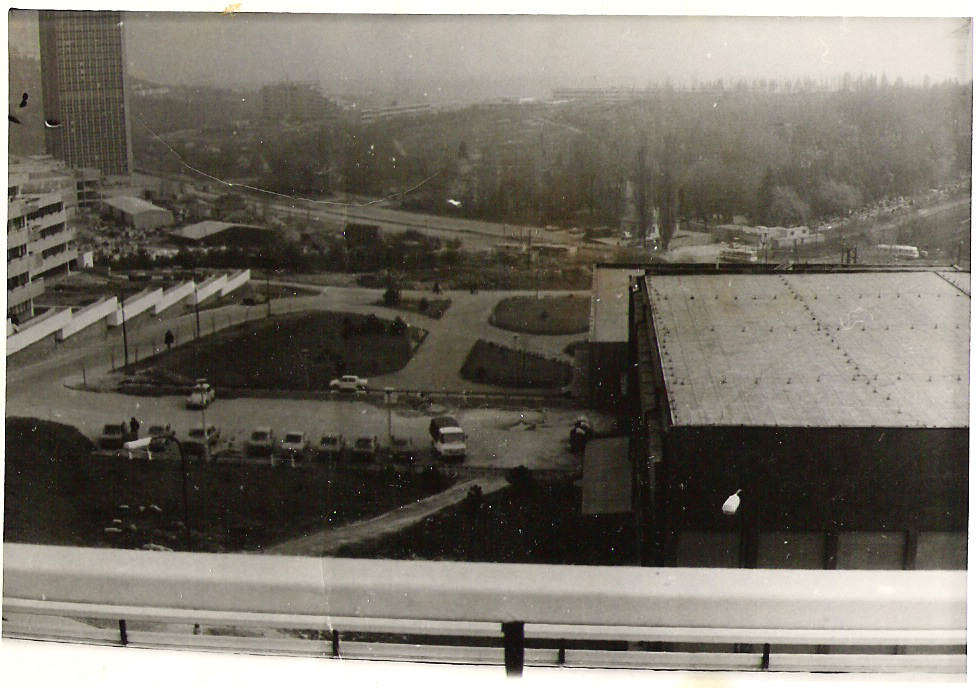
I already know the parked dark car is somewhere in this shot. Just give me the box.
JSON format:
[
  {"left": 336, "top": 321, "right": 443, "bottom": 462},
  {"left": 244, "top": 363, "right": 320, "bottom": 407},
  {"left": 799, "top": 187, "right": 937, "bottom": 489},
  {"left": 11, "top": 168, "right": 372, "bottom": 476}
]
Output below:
[
  {"left": 316, "top": 434, "right": 346, "bottom": 462},
  {"left": 98, "top": 423, "right": 136, "bottom": 451},
  {"left": 349, "top": 435, "right": 379, "bottom": 463},
  {"left": 386, "top": 436, "right": 416, "bottom": 464}
]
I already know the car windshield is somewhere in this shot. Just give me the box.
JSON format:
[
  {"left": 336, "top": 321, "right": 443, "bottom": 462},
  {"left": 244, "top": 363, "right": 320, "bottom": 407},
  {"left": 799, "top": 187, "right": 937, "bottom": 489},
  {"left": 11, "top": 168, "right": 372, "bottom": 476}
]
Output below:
[
  {"left": 148, "top": 426, "right": 165, "bottom": 435},
  {"left": 355, "top": 438, "right": 373, "bottom": 448},
  {"left": 188, "top": 428, "right": 205, "bottom": 438},
  {"left": 251, "top": 431, "right": 269, "bottom": 441},
  {"left": 442, "top": 430, "right": 465, "bottom": 442},
  {"left": 321, "top": 436, "right": 338, "bottom": 446},
  {"left": 284, "top": 434, "right": 304, "bottom": 443},
  {"left": 102, "top": 425, "right": 122, "bottom": 435}
]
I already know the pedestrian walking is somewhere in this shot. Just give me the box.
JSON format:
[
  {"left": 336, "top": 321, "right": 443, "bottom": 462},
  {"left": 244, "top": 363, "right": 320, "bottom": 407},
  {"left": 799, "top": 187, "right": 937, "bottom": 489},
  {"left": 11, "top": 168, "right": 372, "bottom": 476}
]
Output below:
[{"left": 129, "top": 416, "right": 140, "bottom": 437}]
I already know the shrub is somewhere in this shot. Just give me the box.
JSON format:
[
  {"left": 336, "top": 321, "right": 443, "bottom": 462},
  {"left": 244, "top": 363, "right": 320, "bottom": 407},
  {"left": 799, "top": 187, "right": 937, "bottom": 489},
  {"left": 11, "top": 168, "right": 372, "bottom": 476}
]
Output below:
[
  {"left": 389, "top": 316, "right": 408, "bottom": 336},
  {"left": 383, "top": 285, "right": 401, "bottom": 307}
]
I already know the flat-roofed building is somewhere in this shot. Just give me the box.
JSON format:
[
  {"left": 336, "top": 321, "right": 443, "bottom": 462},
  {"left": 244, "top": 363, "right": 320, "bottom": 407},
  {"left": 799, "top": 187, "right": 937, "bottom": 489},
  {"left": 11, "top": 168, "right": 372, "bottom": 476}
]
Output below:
[
  {"left": 102, "top": 196, "right": 174, "bottom": 231},
  {"left": 360, "top": 103, "right": 432, "bottom": 124},
  {"left": 168, "top": 220, "right": 275, "bottom": 246},
  {"left": 628, "top": 267, "right": 969, "bottom": 570}
]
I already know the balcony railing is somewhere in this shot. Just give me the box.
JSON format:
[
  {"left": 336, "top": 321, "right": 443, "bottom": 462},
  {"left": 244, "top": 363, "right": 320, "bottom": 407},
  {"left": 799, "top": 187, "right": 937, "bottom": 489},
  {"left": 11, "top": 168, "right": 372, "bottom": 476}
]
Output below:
[
  {"left": 5, "top": 278, "right": 45, "bottom": 309},
  {"left": 33, "top": 247, "right": 78, "bottom": 278},
  {"left": 5, "top": 253, "right": 38, "bottom": 280},
  {"left": 1, "top": 544, "right": 966, "bottom": 676}
]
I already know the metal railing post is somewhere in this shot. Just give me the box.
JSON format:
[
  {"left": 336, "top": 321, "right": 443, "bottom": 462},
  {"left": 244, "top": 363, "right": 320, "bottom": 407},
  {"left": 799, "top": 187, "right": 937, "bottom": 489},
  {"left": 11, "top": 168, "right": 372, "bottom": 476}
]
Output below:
[{"left": 502, "top": 621, "right": 525, "bottom": 677}]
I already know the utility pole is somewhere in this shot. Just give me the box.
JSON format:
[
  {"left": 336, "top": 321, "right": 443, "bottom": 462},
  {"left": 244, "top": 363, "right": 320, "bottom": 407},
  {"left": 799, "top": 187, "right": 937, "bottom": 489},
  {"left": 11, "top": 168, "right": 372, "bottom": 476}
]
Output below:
[
  {"left": 192, "top": 277, "right": 202, "bottom": 340},
  {"left": 119, "top": 289, "right": 129, "bottom": 367}
]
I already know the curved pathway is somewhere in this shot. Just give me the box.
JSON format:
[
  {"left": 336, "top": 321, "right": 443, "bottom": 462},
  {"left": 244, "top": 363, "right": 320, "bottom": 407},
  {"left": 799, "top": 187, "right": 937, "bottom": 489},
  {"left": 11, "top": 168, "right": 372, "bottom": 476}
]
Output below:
[
  {"left": 6, "top": 285, "right": 589, "bottom": 406},
  {"left": 267, "top": 476, "right": 509, "bottom": 556}
]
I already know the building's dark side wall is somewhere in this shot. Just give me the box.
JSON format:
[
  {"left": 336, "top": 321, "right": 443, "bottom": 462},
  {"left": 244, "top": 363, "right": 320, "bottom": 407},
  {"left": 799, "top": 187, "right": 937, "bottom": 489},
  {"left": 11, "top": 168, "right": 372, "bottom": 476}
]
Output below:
[
  {"left": 660, "top": 426, "right": 968, "bottom": 533},
  {"left": 588, "top": 341, "right": 628, "bottom": 411}
]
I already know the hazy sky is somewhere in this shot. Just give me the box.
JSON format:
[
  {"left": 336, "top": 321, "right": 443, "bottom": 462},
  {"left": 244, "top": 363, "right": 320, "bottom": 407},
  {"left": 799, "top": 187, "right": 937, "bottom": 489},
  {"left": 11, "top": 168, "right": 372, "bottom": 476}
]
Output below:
[{"left": 8, "top": 10, "right": 973, "bottom": 101}]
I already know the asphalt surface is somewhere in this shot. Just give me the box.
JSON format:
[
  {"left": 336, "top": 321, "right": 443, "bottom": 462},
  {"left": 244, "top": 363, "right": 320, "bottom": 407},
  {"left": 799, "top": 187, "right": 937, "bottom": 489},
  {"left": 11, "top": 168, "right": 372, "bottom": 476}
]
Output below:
[{"left": 5, "top": 286, "right": 596, "bottom": 472}]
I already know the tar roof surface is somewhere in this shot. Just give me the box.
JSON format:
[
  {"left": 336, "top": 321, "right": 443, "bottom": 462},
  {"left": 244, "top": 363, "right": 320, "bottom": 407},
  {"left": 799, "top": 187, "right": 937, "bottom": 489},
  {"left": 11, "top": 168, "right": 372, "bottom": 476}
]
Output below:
[
  {"left": 646, "top": 271, "right": 970, "bottom": 428},
  {"left": 590, "top": 266, "right": 646, "bottom": 343}
]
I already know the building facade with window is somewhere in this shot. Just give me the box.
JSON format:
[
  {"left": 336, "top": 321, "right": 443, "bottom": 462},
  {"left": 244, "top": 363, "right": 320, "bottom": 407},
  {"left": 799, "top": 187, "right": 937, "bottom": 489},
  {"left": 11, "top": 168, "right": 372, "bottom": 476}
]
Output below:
[
  {"left": 39, "top": 10, "right": 133, "bottom": 175},
  {"left": 7, "top": 173, "right": 77, "bottom": 322}
]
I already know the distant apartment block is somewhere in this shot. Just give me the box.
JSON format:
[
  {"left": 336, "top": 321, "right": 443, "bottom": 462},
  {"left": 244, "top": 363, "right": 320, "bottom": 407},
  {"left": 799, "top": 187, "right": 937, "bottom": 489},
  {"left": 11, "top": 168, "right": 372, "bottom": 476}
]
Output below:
[
  {"left": 7, "top": 171, "right": 77, "bottom": 321},
  {"left": 551, "top": 87, "right": 645, "bottom": 102},
  {"left": 261, "top": 81, "right": 329, "bottom": 122},
  {"left": 360, "top": 103, "right": 432, "bottom": 124},
  {"left": 39, "top": 10, "right": 133, "bottom": 175},
  {"left": 9, "top": 155, "right": 100, "bottom": 216}
]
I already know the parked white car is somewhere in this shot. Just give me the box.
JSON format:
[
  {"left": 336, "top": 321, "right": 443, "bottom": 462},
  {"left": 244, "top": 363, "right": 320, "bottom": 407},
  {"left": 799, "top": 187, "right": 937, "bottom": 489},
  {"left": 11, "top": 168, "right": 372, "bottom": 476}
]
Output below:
[
  {"left": 186, "top": 380, "right": 215, "bottom": 409},
  {"left": 329, "top": 375, "right": 369, "bottom": 394},
  {"left": 276, "top": 431, "right": 310, "bottom": 466}
]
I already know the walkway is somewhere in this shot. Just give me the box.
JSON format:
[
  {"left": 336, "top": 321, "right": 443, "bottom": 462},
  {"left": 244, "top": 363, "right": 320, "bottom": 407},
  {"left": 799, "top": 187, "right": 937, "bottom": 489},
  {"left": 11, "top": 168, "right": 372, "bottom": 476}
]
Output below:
[{"left": 267, "top": 476, "right": 509, "bottom": 556}]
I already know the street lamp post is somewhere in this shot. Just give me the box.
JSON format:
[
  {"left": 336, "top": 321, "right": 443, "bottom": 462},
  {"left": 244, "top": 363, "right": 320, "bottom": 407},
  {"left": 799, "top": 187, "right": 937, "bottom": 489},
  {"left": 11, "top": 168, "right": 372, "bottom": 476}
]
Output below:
[
  {"left": 192, "top": 275, "right": 202, "bottom": 340},
  {"left": 118, "top": 289, "right": 129, "bottom": 368},
  {"left": 512, "top": 335, "right": 520, "bottom": 387},
  {"left": 722, "top": 488, "right": 754, "bottom": 569},
  {"left": 384, "top": 387, "right": 395, "bottom": 441}
]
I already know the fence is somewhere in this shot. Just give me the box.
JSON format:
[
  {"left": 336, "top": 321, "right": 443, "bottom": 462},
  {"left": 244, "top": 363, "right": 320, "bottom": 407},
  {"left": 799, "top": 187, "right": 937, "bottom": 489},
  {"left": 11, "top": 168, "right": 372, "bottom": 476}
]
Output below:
[
  {"left": 2, "top": 544, "right": 966, "bottom": 676},
  {"left": 5, "top": 308, "right": 73, "bottom": 355},
  {"left": 107, "top": 287, "right": 164, "bottom": 327},
  {"left": 56, "top": 297, "right": 118, "bottom": 341},
  {"left": 191, "top": 274, "right": 228, "bottom": 305},
  {"left": 153, "top": 281, "right": 196, "bottom": 315},
  {"left": 7, "top": 273, "right": 250, "bottom": 357},
  {"left": 220, "top": 269, "right": 251, "bottom": 296}
]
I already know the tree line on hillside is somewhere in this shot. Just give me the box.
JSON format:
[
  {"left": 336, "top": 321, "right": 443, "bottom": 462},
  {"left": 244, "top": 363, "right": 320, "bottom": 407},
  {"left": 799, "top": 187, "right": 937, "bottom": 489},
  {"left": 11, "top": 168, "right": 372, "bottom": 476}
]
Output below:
[{"left": 132, "top": 80, "right": 971, "bottom": 252}]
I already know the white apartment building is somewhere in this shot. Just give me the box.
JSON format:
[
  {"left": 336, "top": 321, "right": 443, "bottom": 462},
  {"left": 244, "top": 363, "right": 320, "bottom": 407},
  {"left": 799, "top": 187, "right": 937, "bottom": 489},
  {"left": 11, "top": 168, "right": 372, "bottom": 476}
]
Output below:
[{"left": 7, "top": 170, "right": 77, "bottom": 322}]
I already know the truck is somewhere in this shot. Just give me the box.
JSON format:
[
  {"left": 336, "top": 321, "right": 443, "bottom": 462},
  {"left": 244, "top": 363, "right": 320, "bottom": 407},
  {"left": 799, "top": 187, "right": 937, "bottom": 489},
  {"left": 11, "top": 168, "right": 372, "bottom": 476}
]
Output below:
[{"left": 429, "top": 416, "right": 467, "bottom": 462}]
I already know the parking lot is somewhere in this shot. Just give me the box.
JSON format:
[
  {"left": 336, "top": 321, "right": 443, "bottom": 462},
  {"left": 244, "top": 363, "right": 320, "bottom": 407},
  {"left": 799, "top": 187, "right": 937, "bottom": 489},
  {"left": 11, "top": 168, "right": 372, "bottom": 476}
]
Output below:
[{"left": 12, "top": 388, "right": 597, "bottom": 473}]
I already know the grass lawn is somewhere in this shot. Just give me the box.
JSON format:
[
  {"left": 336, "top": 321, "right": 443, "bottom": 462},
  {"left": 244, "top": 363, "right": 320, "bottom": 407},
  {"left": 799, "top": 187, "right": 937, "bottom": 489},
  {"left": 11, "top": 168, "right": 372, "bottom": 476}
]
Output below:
[
  {"left": 4, "top": 417, "right": 452, "bottom": 553},
  {"left": 124, "top": 311, "right": 424, "bottom": 390},
  {"left": 460, "top": 339, "right": 571, "bottom": 389},
  {"left": 334, "top": 478, "right": 638, "bottom": 566},
  {"left": 491, "top": 295, "right": 589, "bottom": 335}
]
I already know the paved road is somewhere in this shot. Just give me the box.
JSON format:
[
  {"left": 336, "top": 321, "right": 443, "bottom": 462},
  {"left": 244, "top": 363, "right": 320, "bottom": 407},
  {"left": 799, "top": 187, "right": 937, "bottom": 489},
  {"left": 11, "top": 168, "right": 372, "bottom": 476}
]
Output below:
[
  {"left": 5, "top": 286, "right": 595, "bottom": 473},
  {"left": 179, "top": 177, "right": 586, "bottom": 251},
  {"left": 267, "top": 476, "right": 509, "bottom": 556}
]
